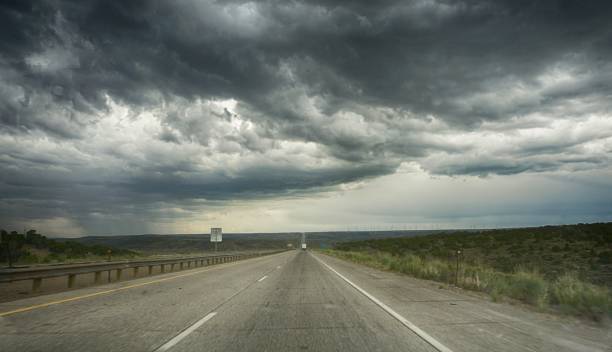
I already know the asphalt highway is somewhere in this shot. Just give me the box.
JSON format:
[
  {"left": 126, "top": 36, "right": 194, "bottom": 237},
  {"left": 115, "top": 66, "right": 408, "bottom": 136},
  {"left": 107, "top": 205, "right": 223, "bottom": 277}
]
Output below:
[{"left": 1, "top": 250, "right": 610, "bottom": 352}]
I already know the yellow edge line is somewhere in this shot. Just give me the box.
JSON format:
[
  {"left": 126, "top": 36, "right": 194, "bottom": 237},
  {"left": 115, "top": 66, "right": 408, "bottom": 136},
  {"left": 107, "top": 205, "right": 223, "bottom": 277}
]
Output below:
[{"left": 0, "top": 255, "right": 267, "bottom": 317}]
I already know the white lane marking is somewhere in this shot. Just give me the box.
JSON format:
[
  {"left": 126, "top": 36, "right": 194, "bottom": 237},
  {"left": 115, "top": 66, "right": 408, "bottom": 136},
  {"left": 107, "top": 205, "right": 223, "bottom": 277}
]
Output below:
[
  {"left": 312, "top": 253, "right": 453, "bottom": 352},
  {"left": 154, "top": 312, "right": 217, "bottom": 352},
  {"left": 258, "top": 275, "right": 268, "bottom": 282},
  {"left": 276, "top": 265, "right": 281, "bottom": 269}
]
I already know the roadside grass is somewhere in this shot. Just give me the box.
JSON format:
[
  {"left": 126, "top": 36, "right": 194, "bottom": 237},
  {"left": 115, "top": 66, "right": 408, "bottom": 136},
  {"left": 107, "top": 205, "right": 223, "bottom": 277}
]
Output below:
[
  {"left": 332, "top": 223, "right": 612, "bottom": 288},
  {"left": 550, "top": 273, "right": 612, "bottom": 320},
  {"left": 322, "top": 249, "right": 612, "bottom": 322}
]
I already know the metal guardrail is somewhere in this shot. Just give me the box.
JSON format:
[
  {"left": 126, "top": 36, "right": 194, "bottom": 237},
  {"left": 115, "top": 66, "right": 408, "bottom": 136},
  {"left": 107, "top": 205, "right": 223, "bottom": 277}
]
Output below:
[{"left": 0, "top": 250, "right": 288, "bottom": 292}]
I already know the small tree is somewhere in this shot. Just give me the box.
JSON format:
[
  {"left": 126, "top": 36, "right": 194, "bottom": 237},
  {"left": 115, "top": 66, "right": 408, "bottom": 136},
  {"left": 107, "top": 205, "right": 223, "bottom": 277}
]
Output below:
[{"left": 1, "top": 230, "right": 13, "bottom": 267}]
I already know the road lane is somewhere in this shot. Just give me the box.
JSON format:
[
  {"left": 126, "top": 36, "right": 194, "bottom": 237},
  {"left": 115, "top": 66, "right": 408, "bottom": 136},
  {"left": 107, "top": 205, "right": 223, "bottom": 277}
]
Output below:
[
  {"left": 0, "top": 251, "right": 294, "bottom": 352},
  {"left": 170, "top": 250, "right": 438, "bottom": 352},
  {"left": 311, "top": 253, "right": 453, "bottom": 352},
  {"left": 1, "top": 249, "right": 610, "bottom": 352}
]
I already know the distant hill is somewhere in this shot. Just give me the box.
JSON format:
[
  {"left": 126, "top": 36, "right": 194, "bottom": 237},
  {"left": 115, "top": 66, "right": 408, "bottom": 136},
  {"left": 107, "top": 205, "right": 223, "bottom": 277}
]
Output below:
[
  {"left": 63, "top": 230, "right": 441, "bottom": 253},
  {"left": 67, "top": 234, "right": 291, "bottom": 253},
  {"left": 334, "top": 223, "right": 612, "bottom": 287}
]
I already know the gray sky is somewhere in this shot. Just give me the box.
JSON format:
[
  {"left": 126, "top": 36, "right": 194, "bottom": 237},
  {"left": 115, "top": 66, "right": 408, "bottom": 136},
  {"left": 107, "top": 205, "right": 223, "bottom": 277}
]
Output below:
[{"left": 1, "top": 0, "right": 612, "bottom": 236}]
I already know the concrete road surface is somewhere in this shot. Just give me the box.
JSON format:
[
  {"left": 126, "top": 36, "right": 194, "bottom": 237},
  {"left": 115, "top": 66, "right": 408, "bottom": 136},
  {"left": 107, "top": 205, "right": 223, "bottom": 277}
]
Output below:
[{"left": 1, "top": 250, "right": 610, "bottom": 352}]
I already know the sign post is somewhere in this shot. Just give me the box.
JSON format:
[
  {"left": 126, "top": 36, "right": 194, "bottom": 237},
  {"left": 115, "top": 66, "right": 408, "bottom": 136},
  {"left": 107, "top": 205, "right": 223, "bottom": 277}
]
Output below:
[
  {"left": 455, "top": 249, "right": 461, "bottom": 286},
  {"left": 210, "top": 227, "right": 222, "bottom": 252}
]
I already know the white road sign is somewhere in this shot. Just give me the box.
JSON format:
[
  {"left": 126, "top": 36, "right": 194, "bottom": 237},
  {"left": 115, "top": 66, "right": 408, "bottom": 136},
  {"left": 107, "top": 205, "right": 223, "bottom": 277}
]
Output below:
[{"left": 210, "top": 227, "right": 222, "bottom": 242}]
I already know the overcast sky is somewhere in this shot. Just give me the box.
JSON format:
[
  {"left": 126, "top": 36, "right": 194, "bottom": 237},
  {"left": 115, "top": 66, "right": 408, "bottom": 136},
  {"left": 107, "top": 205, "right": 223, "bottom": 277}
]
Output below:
[{"left": 1, "top": 0, "right": 612, "bottom": 236}]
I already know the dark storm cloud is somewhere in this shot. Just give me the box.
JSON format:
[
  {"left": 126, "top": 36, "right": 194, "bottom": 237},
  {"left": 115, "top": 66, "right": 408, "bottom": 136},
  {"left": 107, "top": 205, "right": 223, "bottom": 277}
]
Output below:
[
  {"left": 4, "top": 1, "right": 612, "bottom": 130},
  {"left": 1, "top": 0, "right": 612, "bottom": 232}
]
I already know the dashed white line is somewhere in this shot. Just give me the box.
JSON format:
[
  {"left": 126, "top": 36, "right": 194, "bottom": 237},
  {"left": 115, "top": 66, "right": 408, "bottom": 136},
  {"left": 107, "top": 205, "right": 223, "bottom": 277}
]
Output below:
[
  {"left": 154, "top": 312, "right": 217, "bottom": 352},
  {"left": 311, "top": 253, "right": 454, "bottom": 352},
  {"left": 258, "top": 275, "right": 268, "bottom": 282}
]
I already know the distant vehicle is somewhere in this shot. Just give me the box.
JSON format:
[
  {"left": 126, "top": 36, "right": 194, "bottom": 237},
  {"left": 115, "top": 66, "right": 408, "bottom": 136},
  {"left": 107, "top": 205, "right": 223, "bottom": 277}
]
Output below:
[{"left": 301, "top": 243, "right": 307, "bottom": 250}]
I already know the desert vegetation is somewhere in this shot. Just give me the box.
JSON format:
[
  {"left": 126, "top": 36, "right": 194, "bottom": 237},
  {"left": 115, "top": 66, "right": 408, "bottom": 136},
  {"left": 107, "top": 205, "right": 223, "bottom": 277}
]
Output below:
[
  {"left": 326, "top": 223, "right": 612, "bottom": 321},
  {"left": 1, "top": 229, "right": 137, "bottom": 266}
]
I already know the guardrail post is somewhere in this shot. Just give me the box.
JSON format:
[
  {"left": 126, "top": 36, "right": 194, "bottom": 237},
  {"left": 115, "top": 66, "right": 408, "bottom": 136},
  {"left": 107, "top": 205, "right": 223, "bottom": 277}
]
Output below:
[
  {"left": 171, "top": 263, "right": 175, "bottom": 271},
  {"left": 161, "top": 264, "right": 165, "bottom": 273},
  {"left": 95, "top": 271, "right": 102, "bottom": 284},
  {"left": 133, "top": 267, "right": 139, "bottom": 277},
  {"left": 187, "top": 261, "right": 191, "bottom": 268},
  {"left": 68, "top": 274, "right": 76, "bottom": 288},
  {"left": 180, "top": 262, "right": 184, "bottom": 270},
  {"left": 148, "top": 265, "right": 153, "bottom": 275},
  {"left": 32, "top": 278, "right": 42, "bottom": 292},
  {"left": 116, "top": 269, "right": 122, "bottom": 281}
]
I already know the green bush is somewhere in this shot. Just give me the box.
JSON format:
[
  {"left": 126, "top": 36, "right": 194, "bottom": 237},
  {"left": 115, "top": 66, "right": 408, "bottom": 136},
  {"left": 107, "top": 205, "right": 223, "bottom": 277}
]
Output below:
[
  {"left": 550, "top": 273, "right": 611, "bottom": 320},
  {"left": 506, "top": 271, "right": 548, "bottom": 308}
]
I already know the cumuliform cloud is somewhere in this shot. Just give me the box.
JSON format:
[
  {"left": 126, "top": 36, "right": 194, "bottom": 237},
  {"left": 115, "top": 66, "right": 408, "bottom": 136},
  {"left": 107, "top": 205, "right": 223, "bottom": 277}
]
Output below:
[{"left": 1, "top": 1, "right": 612, "bottom": 234}]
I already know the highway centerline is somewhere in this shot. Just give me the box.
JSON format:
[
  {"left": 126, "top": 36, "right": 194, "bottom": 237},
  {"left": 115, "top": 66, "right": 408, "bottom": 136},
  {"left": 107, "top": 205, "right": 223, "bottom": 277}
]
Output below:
[
  {"left": 311, "top": 252, "right": 454, "bottom": 352},
  {"left": 153, "top": 312, "right": 218, "bottom": 352},
  {"left": 257, "top": 275, "right": 268, "bottom": 282}
]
